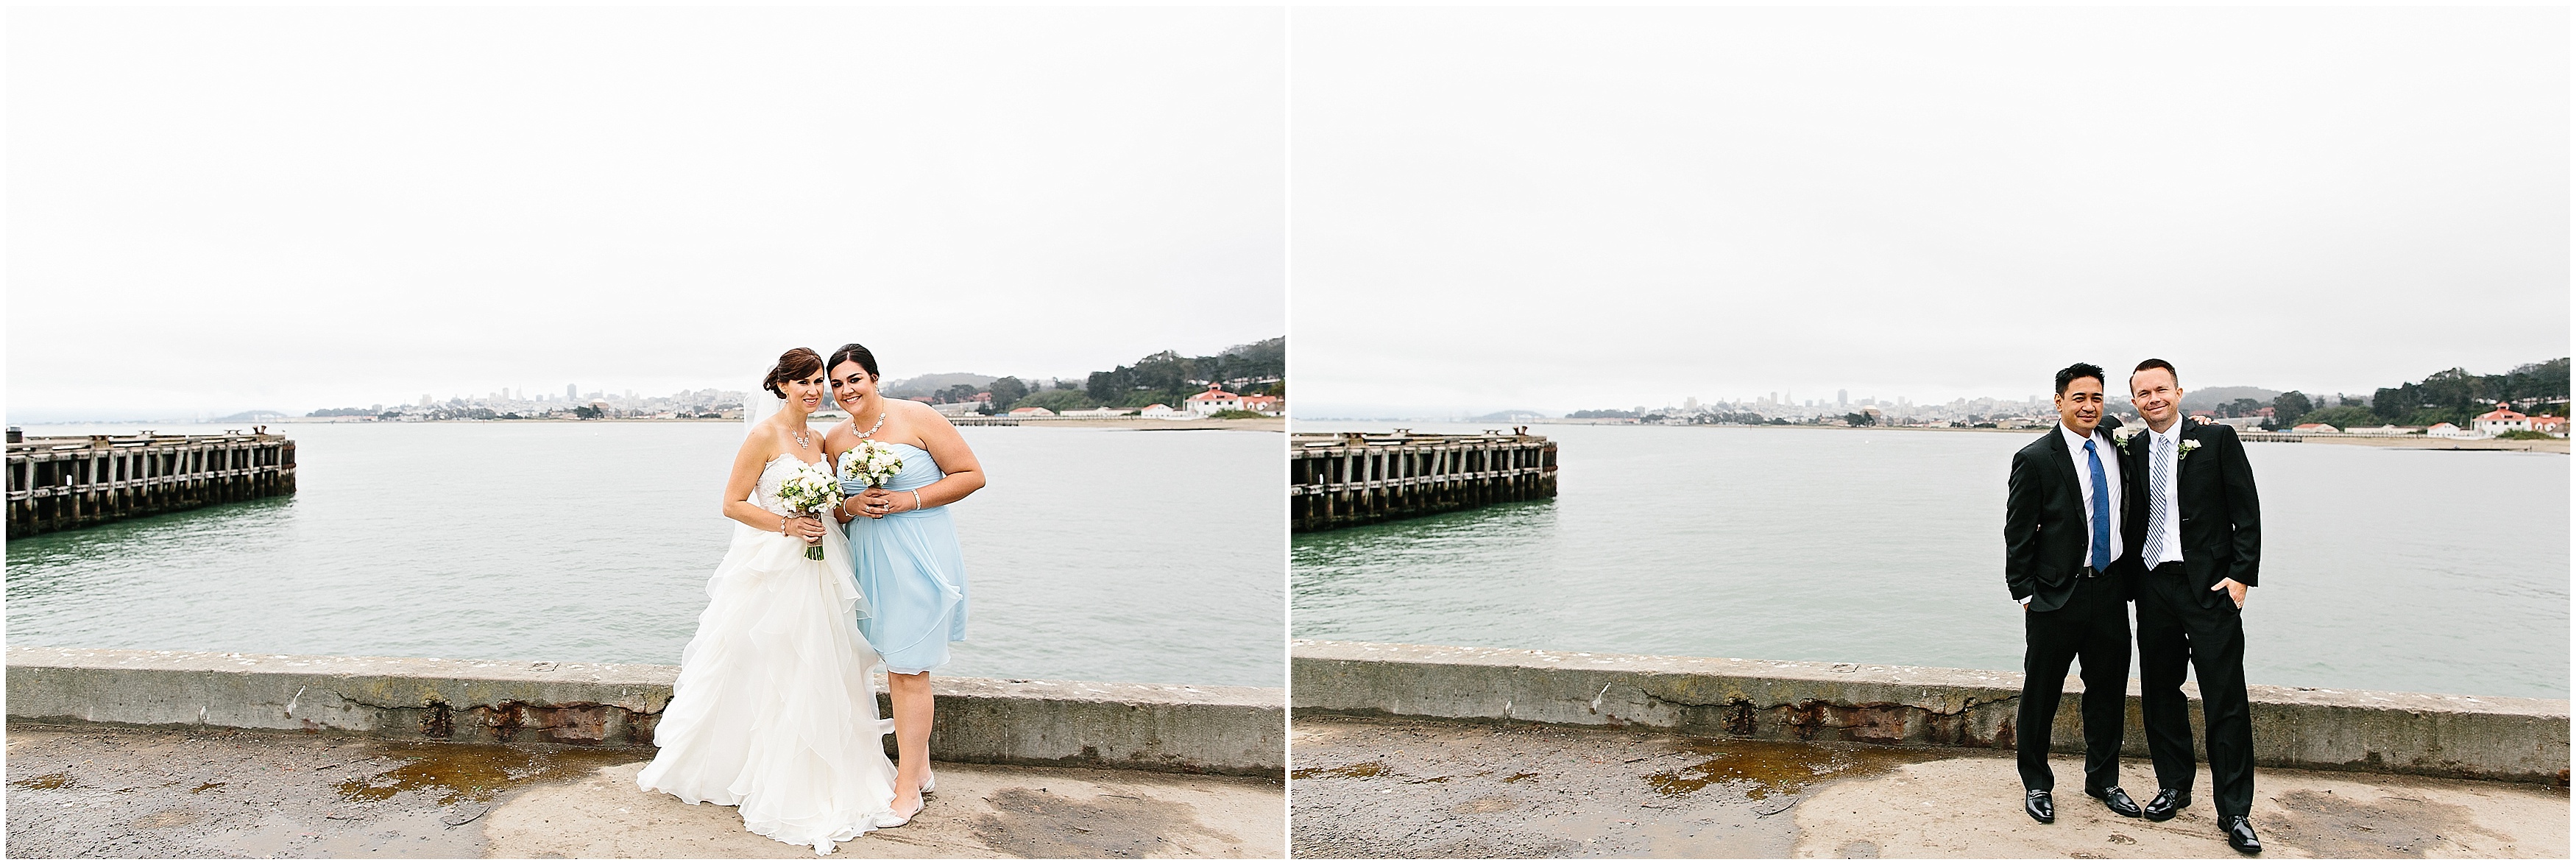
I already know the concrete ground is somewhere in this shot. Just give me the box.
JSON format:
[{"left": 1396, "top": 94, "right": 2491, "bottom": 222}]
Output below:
[
  {"left": 6, "top": 723, "right": 1284, "bottom": 858},
  {"left": 1289, "top": 716, "right": 2568, "bottom": 859}
]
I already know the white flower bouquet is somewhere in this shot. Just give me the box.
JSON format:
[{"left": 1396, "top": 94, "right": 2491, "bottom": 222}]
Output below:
[
  {"left": 838, "top": 441, "right": 905, "bottom": 507},
  {"left": 773, "top": 464, "right": 843, "bottom": 560}
]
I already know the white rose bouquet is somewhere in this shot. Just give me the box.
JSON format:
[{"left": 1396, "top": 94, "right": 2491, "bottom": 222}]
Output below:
[
  {"left": 772, "top": 464, "right": 843, "bottom": 560},
  {"left": 838, "top": 441, "right": 905, "bottom": 501}
]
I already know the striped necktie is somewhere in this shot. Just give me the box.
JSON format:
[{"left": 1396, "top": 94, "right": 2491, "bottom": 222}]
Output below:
[
  {"left": 2145, "top": 433, "right": 2171, "bottom": 564},
  {"left": 2084, "top": 439, "right": 2109, "bottom": 572}
]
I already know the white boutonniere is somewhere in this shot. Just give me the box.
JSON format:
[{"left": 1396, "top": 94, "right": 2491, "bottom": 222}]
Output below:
[
  {"left": 2112, "top": 426, "right": 2137, "bottom": 453},
  {"left": 2178, "top": 439, "right": 2203, "bottom": 461}
]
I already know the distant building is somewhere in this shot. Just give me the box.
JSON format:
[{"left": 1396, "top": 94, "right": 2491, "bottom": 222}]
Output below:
[
  {"left": 1007, "top": 406, "right": 1057, "bottom": 417},
  {"left": 2528, "top": 415, "right": 2567, "bottom": 436},
  {"left": 2474, "top": 402, "right": 2531, "bottom": 436},
  {"left": 1239, "top": 395, "right": 1282, "bottom": 416},
  {"left": 2290, "top": 423, "right": 2339, "bottom": 434},
  {"left": 1185, "top": 385, "right": 1246, "bottom": 417},
  {"left": 932, "top": 401, "right": 983, "bottom": 417},
  {"left": 2427, "top": 422, "right": 2485, "bottom": 439},
  {"left": 1139, "top": 403, "right": 1189, "bottom": 419},
  {"left": 2345, "top": 425, "right": 2416, "bottom": 437}
]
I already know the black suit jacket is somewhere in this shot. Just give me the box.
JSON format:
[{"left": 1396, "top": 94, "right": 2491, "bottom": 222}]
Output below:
[
  {"left": 2119, "top": 419, "right": 2262, "bottom": 608},
  {"left": 2003, "top": 421, "right": 2136, "bottom": 612}
]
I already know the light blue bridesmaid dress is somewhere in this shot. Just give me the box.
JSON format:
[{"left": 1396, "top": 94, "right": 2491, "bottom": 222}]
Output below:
[{"left": 843, "top": 442, "right": 967, "bottom": 675}]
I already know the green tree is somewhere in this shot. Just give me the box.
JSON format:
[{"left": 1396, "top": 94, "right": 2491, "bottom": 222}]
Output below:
[
  {"left": 1082, "top": 338, "right": 1286, "bottom": 408},
  {"left": 2298, "top": 405, "right": 2377, "bottom": 429},
  {"left": 2272, "top": 391, "right": 2313, "bottom": 426},
  {"left": 986, "top": 376, "right": 1029, "bottom": 408},
  {"left": 1013, "top": 389, "right": 1100, "bottom": 412},
  {"left": 1844, "top": 412, "right": 1875, "bottom": 427}
]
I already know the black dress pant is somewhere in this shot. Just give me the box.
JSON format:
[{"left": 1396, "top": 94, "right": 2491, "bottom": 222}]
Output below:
[
  {"left": 2136, "top": 561, "right": 2255, "bottom": 818},
  {"left": 2017, "top": 573, "right": 2130, "bottom": 794}
]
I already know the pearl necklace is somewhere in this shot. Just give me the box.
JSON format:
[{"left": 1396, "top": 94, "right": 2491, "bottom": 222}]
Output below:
[{"left": 851, "top": 409, "right": 887, "bottom": 439}]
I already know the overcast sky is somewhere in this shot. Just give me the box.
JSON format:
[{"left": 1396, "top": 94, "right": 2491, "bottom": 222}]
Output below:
[
  {"left": 8, "top": 6, "right": 1283, "bottom": 420},
  {"left": 1289, "top": 6, "right": 2569, "bottom": 417}
]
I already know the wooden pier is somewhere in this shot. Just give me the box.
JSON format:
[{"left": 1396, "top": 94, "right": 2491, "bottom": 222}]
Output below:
[
  {"left": 1291, "top": 428, "right": 1557, "bottom": 532},
  {"left": 6, "top": 427, "right": 297, "bottom": 539}
]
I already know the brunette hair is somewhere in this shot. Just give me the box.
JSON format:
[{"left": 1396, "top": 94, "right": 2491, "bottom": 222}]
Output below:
[
  {"left": 827, "top": 343, "right": 880, "bottom": 380},
  {"left": 762, "top": 347, "right": 824, "bottom": 398},
  {"left": 2131, "top": 358, "right": 2179, "bottom": 389},
  {"left": 2054, "top": 362, "right": 2106, "bottom": 396}
]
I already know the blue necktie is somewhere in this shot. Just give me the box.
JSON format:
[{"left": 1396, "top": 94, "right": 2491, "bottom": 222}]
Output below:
[{"left": 2084, "top": 439, "right": 2110, "bottom": 572}]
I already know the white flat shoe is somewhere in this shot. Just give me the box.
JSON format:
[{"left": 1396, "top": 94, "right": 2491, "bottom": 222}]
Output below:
[
  {"left": 877, "top": 793, "right": 924, "bottom": 828},
  {"left": 921, "top": 770, "right": 936, "bottom": 795}
]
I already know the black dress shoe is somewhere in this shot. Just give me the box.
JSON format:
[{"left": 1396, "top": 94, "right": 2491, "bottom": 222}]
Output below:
[
  {"left": 2085, "top": 784, "right": 2142, "bottom": 818},
  {"left": 2221, "top": 816, "right": 2262, "bottom": 854},
  {"left": 2143, "top": 787, "right": 2190, "bottom": 822},
  {"left": 2025, "top": 790, "right": 2054, "bottom": 824}
]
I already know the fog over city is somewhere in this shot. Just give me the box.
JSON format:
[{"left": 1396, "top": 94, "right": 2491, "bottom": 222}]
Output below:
[
  {"left": 7, "top": 7, "right": 1284, "bottom": 423},
  {"left": 1288, "top": 7, "right": 2566, "bottom": 420}
]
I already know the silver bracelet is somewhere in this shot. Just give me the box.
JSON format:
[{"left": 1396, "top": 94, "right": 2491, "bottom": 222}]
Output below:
[{"left": 910, "top": 490, "right": 923, "bottom": 512}]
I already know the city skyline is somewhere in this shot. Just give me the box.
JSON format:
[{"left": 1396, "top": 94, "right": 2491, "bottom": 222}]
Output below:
[
  {"left": 1287, "top": 361, "right": 2549, "bottom": 423},
  {"left": 7, "top": 339, "right": 1281, "bottom": 424}
]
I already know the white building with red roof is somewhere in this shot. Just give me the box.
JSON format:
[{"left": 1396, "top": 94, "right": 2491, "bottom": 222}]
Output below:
[
  {"left": 2290, "top": 423, "right": 2340, "bottom": 434},
  {"left": 1185, "top": 385, "right": 1245, "bottom": 417},
  {"left": 2474, "top": 402, "right": 2531, "bottom": 436}
]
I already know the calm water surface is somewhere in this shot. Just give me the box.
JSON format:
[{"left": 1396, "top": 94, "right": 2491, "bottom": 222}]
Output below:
[
  {"left": 1292, "top": 423, "right": 2569, "bottom": 699},
  {"left": 10, "top": 421, "right": 1284, "bottom": 688}
]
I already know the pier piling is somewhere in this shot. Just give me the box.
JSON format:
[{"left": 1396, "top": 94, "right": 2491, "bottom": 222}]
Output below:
[
  {"left": 1290, "top": 427, "right": 1557, "bottom": 532},
  {"left": 7, "top": 427, "right": 297, "bottom": 539}
]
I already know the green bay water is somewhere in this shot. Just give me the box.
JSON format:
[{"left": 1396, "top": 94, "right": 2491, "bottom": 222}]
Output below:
[
  {"left": 8, "top": 421, "right": 1284, "bottom": 688},
  {"left": 1292, "top": 423, "right": 2569, "bottom": 699}
]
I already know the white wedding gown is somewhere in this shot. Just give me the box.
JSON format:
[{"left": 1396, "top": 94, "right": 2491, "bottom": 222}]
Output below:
[{"left": 635, "top": 455, "right": 899, "bottom": 854}]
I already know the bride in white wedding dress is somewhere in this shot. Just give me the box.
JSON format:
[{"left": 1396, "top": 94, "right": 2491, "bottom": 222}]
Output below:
[{"left": 635, "top": 347, "right": 899, "bottom": 853}]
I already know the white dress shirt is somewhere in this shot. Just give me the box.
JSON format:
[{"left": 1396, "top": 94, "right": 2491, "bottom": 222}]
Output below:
[
  {"left": 2060, "top": 424, "right": 2124, "bottom": 568},
  {"left": 2142, "top": 423, "right": 2186, "bottom": 568},
  {"left": 2018, "top": 425, "right": 2123, "bottom": 607}
]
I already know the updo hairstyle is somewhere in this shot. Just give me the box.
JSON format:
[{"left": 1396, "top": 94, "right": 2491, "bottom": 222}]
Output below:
[
  {"left": 762, "top": 347, "right": 824, "bottom": 398},
  {"left": 828, "top": 343, "right": 881, "bottom": 380}
]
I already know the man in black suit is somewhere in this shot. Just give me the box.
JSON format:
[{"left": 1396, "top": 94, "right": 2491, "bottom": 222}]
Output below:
[
  {"left": 2121, "top": 359, "right": 2263, "bottom": 854},
  {"left": 2003, "top": 362, "right": 2142, "bottom": 825}
]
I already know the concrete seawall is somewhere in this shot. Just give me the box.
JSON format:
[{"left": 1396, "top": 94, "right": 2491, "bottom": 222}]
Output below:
[
  {"left": 1292, "top": 640, "right": 2569, "bottom": 785},
  {"left": 7, "top": 646, "right": 1284, "bottom": 776}
]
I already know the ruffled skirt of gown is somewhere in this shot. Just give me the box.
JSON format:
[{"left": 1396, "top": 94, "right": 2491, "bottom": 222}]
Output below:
[{"left": 634, "top": 518, "right": 896, "bottom": 854}]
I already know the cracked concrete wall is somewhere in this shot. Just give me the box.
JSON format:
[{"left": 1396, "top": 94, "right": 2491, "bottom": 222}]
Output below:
[
  {"left": 1291, "top": 640, "right": 2569, "bottom": 786},
  {"left": 8, "top": 647, "right": 1285, "bottom": 776}
]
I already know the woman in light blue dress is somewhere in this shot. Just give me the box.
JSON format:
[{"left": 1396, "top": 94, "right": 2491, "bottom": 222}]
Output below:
[{"left": 821, "top": 343, "right": 985, "bottom": 827}]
